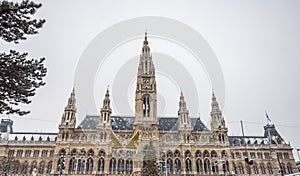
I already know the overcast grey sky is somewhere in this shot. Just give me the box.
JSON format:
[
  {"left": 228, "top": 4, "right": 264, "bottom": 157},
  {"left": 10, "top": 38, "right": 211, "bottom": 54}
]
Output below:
[{"left": 1, "top": 0, "right": 300, "bottom": 159}]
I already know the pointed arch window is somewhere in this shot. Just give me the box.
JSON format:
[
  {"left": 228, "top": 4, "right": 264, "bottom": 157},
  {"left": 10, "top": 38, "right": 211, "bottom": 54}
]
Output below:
[
  {"left": 238, "top": 163, "right": 244, "bottom": 174},
  {"left": 110, "top": 158, "right": 116, "bottom": 174},
  {"left": 253, "top": 163, "right": 259, "bottom": 174},
  {"left": 86, "top": 158, "right": 93, "bottom": 173},
  {"left": 260, "top": 163, "right": 266, "bottom": 174},
  {"left": 267, "top": 163, "right": 273, "bottom": 174},
  {"left": 186, "top": 158, "right": 192, "bottom": 172},
  {"left": 69, "top": 157, "right": 76, "bottom": 174},
  {"left": 126, "top": 159, "right": 133, "bottom": 174},
  {"left": 98, "top": 158, "right": 105, "bottom": 172},
  {"left": 287, "top": 163, "right": 293, "bottom": 174},
  {"left": 46, "top": 161, "right": 52, "bottom": 174},
  {"left": 196, "top": 158, "right": 202, "bottom": 173},
  {"left": 142, "top": 95, "right": 150, "bottom": 117},
  {"left": 118, "top": 158, "right": 124, "bottom": 174},
  {"left": 174, "top": 158, "right": 181, "bottom": 173},
  {"left": 167, "top": 158, "right": 172, "bottom": 173},
  {"left": 204, "top": 159, "right": 210, "bottom": 173}
]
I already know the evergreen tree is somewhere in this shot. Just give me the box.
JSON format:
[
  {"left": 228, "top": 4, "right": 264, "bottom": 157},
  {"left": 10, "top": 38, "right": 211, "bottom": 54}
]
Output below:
[
  {"left": 0, "top": 0, "right": 46, "bottom": 116},
  {"left": 141, "top": 141, "right": 160, "bottom": 176}
]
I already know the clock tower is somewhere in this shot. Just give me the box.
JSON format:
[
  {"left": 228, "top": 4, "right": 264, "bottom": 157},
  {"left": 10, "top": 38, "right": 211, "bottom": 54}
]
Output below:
[{"left": 134, "top": 32, "right": 158, "bottom": 140}]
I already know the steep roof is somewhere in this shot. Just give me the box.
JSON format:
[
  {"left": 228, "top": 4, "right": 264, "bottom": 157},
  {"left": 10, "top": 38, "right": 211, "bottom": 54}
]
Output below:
[{"left": 77, "top": 115, "right": 209, "bottom": 132}]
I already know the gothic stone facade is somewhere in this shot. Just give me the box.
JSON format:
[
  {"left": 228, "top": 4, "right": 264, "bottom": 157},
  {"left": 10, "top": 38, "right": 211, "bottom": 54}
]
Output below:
[{"left": 0, "top": 34, "right": 297, "bottom": 176}]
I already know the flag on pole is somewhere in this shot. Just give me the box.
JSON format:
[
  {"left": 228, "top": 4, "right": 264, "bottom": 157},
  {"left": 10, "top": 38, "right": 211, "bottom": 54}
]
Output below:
[{"left": 265, "top": 111, "right": 271, "bottom": 122}]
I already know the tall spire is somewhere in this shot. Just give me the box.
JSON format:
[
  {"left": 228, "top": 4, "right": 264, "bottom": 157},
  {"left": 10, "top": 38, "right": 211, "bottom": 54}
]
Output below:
[{"left": 138, "top": 31, "right": 155, "bottom": 75}]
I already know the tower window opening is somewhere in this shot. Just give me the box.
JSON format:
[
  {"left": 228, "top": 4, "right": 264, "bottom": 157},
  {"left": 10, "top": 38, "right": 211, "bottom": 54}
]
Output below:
[{"left": 143, "top": 95, "right": 150, "bottom": 117}]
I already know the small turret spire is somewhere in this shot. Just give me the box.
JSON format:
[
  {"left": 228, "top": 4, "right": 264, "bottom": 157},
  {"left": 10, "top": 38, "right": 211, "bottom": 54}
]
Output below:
[
  {"left": 144, "top": 31, "right": 148, "bottom": 45},
  {"left": 103, "top": 86, "right": 111, "bottom": 109},
  {"left": 99, "top": 87, "right": 112, "bottom": 128},
  {"left": 67, "top": 87, "right": 76, "bottom": 110},
  {"left": 211, "top": 90, "right": 220, "bottom": 113},
  {"left": 179, "top": 90, "right": 186, "bottom": 109},
  {"left": 178, "top": 91, "right": 191, "bottom": 131},
  {"left": 142, "top": 31, "right": 150, "bottom": 53}
]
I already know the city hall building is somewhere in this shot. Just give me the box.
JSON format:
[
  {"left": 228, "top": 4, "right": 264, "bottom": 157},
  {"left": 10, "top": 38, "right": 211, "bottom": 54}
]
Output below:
[{"left": 0, "top": 34, "right": 297, "bottom": 176}]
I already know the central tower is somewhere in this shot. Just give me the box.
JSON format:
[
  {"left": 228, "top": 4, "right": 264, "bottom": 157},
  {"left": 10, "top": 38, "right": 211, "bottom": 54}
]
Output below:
[{"left": 134, "top": 32, "right": 158, "bottom": 140}]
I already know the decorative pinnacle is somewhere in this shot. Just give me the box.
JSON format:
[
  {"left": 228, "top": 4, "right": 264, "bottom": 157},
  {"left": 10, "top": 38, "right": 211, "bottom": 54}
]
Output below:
[
  {"left": 105, "top": 85, "right": 110, "bottom": 97},
  {"left": 144, "top": 31, "right": 148, "bottom": 45}
]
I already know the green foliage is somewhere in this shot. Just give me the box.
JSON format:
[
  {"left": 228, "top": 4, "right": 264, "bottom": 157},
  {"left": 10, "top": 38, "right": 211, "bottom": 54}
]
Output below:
[
  {"left": 141, "top": 141, "right": 160, "bottom": 176},
  {"left": 0, "top": 0, "right": 46, "bottom": 116},
  {"left": 0, "top": 50, "right": 46, "bottom": 115},
  {"left": 0, "top": 0, "right": 45, "bottom": 43}
]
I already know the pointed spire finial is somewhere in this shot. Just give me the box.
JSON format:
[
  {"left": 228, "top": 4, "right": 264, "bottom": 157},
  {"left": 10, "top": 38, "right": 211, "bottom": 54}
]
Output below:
[
  {"left": 66, "top": 87, "right": 76, "bottom": 110},
  {"left": 105, "top": 85, "right": 110, "bottom": 97},
  {"left": 144, "top": 30, "right": 148, "bottom": 45}
]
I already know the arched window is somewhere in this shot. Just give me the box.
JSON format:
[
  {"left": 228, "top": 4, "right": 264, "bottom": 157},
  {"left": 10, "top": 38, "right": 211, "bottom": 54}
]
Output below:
[
  {"left": 212, "top": 160, "right": 218, "bottom": 173},
  {"left": 71, "top": 149, "right": 76, "bottom": 156},
  {"left": 185, "top": 150, "right": 191, "bottom": 158},
  {"left": 47, "top": 161, "right": 52, "bottom": 174},
  {"left": 59, "top": 148, "right": 66, "bottom": 156},
  {"left": 38, "top": 161, "right": 45, "bottom": 174},
  {"left": 267, "top": 163, "right": 273, "bottom": 174},
  {"left": 174, "top": 150, "right": 180, "bottom": 157},
  {"left": 86, "top": 158, "right": 93, "bottom": 173},
  {"left": 232, "top": 162, "right": 237, "bottom": 174},
  {"left": 98, "top": 158, "right": 105, "bottom": 172},
  {"left": 65, "top": 131, "right": 69, "bottom": 141},
  {"left": 221, "top": 150, "right": 227, "bottom": 158},
  {"left": 204, "top": 159, "right": 210, "bottom": 173},
  {"left": 167, "top": 158, "right": 173, "bottom": 173},
  {"left": 69, "top": 158, "right": 77, "bottom": 173},
  {"left": 21, "top": 161, "right": 29, "bottom": 174},
  {"left": 167, "top": 150, "right": 173, "bottom": 158},
  {"left": 260, "top": 163, "right": 266, "bottom": 174},
  {"left": 118, "top": 158, "right": 124, "bottom": 174},
  {"left": 238, "top": 163, "right": 244, "bottom": 174},
  {"left": 211, "top": 150, "right": 217, "bottom": 158},
  {"left": 160, "top": 151, "right": 166, "bottom": 173},
  {"left": 99, "top": 150, "right": 105, "bottom": 157},
  {"left": 88, "top": 149, "right": 95, "bottom": 157},
  {"left": 77, "top": 159, "right": 85, "bottom": 174},
  {"left": 30, "top": 161, "right": 37, "bottom": 174},
  {"left": 79, "top": 148, "right": 86, "bottom": 156},
  {"left": 174, "top": 158, "right": 181, "bottom": 173},
  {"left": 109, "top": 158, "right": 116, "bottom": 173},
  {"left": 253, "top": 163, "right": 259, "bottom": 174},
  {"left": 196, "top": 158, "right": 202, "bottom": 173},
  {"left": 11, "top": 160, "right": 19, "bottom": 174},
  {"left": 126, "top": 159, "right": 133, "bottom": 174},
  {"left": 142, "top": 95, "right": 150, "bottom": 117},
  {"left": 281, "top": 163, "right": 286, "bottom": 174},
  {"left": 195, "top": 150, "right": 202, "bottom": 158},
  {"left": 186, "top": 158, "right": 192, "bottom": 172},
  {"left": 287, "top": 163, "right": 293, "bottom": 174},
  {"left": 203, "top": 150, "right": 209, "bottom": 158},
  {"left": 222, "top": 160, "right": 229, "bottom": 173},
  {"left": 62, "top": 132, "right": 65, "bottom": 140}
]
